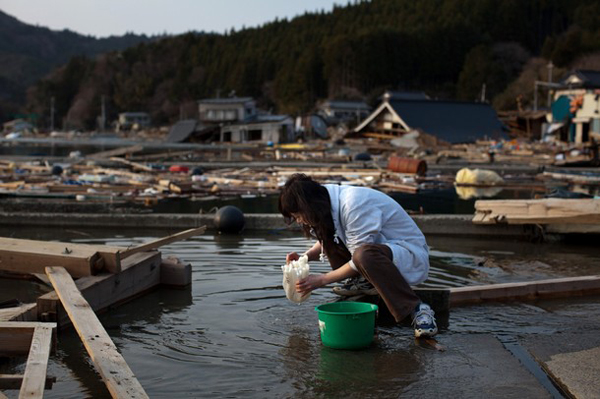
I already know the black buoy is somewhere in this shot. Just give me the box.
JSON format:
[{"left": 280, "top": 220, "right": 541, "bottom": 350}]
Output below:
[
  {"left": 51, "top": 165, "right": 63, "bottom": 176},
  {"left": 354, "top": 152, "right": 372, "bottom": 161},
  {"left": 214, "top": 206, "right": 245, "bottom": 234}
]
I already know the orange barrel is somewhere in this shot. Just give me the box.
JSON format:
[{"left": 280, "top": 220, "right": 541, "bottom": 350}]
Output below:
[{"left": 387, "top": 156, "right": 427, "bottom": 175}]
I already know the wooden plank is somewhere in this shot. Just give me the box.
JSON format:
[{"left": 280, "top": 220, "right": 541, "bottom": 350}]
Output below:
[
  {"left": 37, "top": 251, "right": 161, "bottom": 327},
  {"left": 449, "top": 275, "right": 600, "bottom": 307},
  {"left": 45, "top": 266, "right": 149, "bottom": 399},
  {"left": 19, "top": 324, "right": 55, "bottom": 399},
  {"left": 0, "top": 322, "right": 36, "bottom": 356},
  {"left": 87, "top": 145, "right": 144, "bottom": 159},
  {"left": 0, "top": 237, "right": 122, "bottom": 275},
  {"left": 0, "top": 238, "right": 98, "bottom": 277},
  {"left": 0, "top": 389, "right": 8, "bottom": 399},
  {"left": 0, "top": 303, "right": 37, "bottom": 322},
  {"left": 0, "top": 322, "right": 55, "bottom": 357},
  {"left": 473, "top": 198, "right": 600, "bottom": 225},
  {"left": 0, "top": 375, "right": 56, "bottom": 390},
  {"left": 120, "top": 226, "right": 206, "bottom": 259},
  {"left": 109, "top": 157, "right": 155, "bottom": 172}
]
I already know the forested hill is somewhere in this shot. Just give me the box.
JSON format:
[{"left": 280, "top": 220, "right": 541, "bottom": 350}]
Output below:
[
  {"left": 21, "top": 0, "right": 600, "bottom": 130},
  {"left": 0, "top": 9, "right": 153, "bottom": 122}
]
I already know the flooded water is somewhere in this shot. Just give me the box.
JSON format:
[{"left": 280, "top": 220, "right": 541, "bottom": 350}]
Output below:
[{"left": 1, "top": 228, "right": 600, "bottom": 398}]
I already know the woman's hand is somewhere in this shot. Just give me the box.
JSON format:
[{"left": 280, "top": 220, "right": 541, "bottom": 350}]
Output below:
[
  {"left": 296, "top": 274, "right": 326, "bottom": 295},
  {"left": 286, "top": 252, "right": 300, "bottom": 264}
]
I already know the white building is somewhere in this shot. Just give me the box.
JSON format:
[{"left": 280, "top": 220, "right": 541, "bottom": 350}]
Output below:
[{"left": 116, "top": 112, "right": 151, "bottom": 131}]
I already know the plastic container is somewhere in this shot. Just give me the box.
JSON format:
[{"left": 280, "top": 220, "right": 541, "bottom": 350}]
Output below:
[
  {"left": 315, "top": 302, "right": 378, "bottom": 350},
  {"left": 387, "top": 156, "right": 427, "bottom": 175}
]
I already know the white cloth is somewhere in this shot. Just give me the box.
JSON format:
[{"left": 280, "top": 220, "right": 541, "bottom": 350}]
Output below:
[
  {"left": 324, "top": 184, "right": 429, "bottom": 285},
  {"left": 281, "top": 255, "right": 311, "bottom": 303}
]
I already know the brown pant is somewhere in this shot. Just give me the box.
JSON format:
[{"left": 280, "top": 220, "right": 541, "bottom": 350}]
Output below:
[{"left": 323, "top": 241, "right": 421, "bottom": 323}]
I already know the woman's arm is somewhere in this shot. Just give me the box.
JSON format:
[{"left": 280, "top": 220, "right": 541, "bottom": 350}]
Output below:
[
  {"left": 303, "top": 241, "right": 322, "bottom": 262},
  {"left": 296, "top": 262, "right": 359, "bottom": 294}
]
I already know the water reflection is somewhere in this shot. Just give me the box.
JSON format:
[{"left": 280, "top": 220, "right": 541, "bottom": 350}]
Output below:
[
  {"left": 454, "top": 185, "right": 503, "bottom": 200},
  {"left": 280, "top": 328, "right": 423, "bottom": 399}
]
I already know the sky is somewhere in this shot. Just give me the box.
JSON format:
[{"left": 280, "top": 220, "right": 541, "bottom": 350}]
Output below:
[{"left": 0, "top": 0, "right": 349, "bottom": 38}]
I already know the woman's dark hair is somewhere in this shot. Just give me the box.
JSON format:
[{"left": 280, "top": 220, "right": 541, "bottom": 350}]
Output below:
[{"left": 279, "top": 173, "right": 336, "bottom": 246}]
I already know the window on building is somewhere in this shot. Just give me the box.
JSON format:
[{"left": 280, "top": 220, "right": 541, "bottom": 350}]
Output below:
[
  {"left": 248, "top": 129, "right": 262, "bottom": 141},
  {"left": 592, "top": 118, "right": 600, "bottom": 133}
]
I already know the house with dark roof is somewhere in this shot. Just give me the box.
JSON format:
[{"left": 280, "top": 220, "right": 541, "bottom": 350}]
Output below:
[
  {"left": 352, "top": 92, "right": 506, "bottom": 143},
  {"left": 547, "top": 70, "right": 600, "bottom": 143}
]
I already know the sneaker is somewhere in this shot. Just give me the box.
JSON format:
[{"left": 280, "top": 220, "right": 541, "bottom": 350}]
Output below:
[
  {"left": 412, "top": 303, "right": 438, "bottom": 338},
  {"left": 332, "top": 277, "right": 378, "bottom": 296}
]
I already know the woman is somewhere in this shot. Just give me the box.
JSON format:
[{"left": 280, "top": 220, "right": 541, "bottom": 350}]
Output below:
[{"left": 279, "top": 173, "right": 437, "bottom": 337}]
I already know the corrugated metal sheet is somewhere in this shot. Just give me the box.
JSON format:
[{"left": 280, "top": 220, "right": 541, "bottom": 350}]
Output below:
[{"left": 166, "top": 119, "right": 199, "bottom": 143}]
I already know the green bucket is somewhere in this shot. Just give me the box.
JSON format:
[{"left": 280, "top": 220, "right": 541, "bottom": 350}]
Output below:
[{"left": 315, "top": 302, "right": 378, "bottom": 350}]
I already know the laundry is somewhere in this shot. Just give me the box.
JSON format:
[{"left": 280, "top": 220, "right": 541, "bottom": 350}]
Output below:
[{"left": 281, "top": 255, "right": 311, "bottom": 303}]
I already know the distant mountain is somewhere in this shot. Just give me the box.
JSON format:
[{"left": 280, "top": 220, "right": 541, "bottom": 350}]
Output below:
[
  {"left": 10, "top": 0, "right": 600, "bottom": 130},
  {"left": 0, "top": 9, "right": 154, "bottom": 122}
]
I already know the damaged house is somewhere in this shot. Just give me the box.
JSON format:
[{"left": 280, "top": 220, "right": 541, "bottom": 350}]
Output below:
[
  {"left": 167, "top": 97, "right": 294, "bottom": 143},
  {"left": 547, "top": 70, "right": 600, "bottom": 143},
  {"left": 352, "top": 91, "right": 506, "bottom": 143}
]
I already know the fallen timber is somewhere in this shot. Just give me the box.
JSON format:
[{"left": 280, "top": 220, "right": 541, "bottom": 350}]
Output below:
[
  {"left": 0, "top": 226, "right": 205, "bottom": 278},
  {"left": 0, "top": 228, "right": 204, "bottom": 397},
  {"left": 46, "top": 266, "right": 149, "bottom": 399},
  {"left": 0, "top": 226, "right": 206, "bottom": 325},
  {"left": 351, "top": 274, "right": 600, "bottom": 315},
  {"left": 473, "top": 198, "right": 600, "bottom": 234}
]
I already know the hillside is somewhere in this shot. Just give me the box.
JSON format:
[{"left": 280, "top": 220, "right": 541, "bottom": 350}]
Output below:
[
  {"left": 11, "top": 0, "right": 600, "bottom": 130},
  {"left": 0, "top": 9, "right": 153, "bottom": 122}
]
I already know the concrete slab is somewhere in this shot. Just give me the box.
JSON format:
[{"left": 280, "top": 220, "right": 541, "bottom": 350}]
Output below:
[
  {"left": 403, "top": 334, "right": 551, "bottom": 398},
  {"left": 545, "top": 346, "right": 600, "bottom": 399},
  {"left": 523, "top": 333, "right": 600, "bottom": 399}
]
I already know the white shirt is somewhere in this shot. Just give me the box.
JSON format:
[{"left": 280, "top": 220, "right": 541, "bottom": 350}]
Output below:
[{"left": 325, "top": 184, "right": 430, "bottom": 285}]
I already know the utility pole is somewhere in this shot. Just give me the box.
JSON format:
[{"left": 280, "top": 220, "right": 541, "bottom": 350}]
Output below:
[
  {"left": 547, "top": 61, "right": 554, "bottom": 108},
  {"left": 100, "top": 95, "right": 106, "bottom": 132},
  {"left": 480, "top": 83, "right": 486, "bottom": 103},
  {"left": 50, "top": 96, "right": 55, "bottom": 131}
]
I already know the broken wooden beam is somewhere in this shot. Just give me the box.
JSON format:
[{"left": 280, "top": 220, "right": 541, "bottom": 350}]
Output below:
[
  {"left": 0, "top": 237, "right": 123, "bottom": 276},
  {"left": 120, "top": 226, "right": 206, "bottom": 259},
  {"left": 37, "top": 251, "right": 161, "bottom": 327},
  {"left": 45, "top": 266, "right": 149, "bottom": 399}
]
